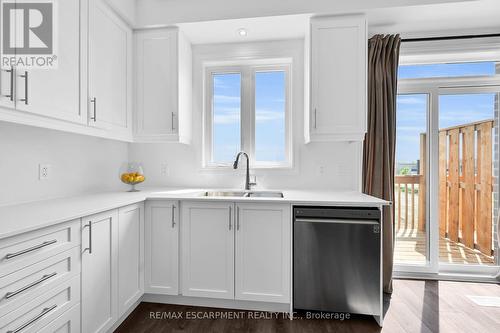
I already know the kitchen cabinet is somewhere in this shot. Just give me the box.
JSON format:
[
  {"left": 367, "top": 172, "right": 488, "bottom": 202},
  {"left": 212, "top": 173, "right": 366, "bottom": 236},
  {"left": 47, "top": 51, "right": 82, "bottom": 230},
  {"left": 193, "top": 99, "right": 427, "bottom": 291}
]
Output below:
[
  {"left": 81, "top": 209, "right": 118, "bottom": 333},
  {"left": 0, "top": 0, "right": 82, "bottom": 123},
  {"left": 15, "top": 0, "right": 83, "bottom": 124},
  {"left": 306, "top": 15, "right": 367, "bottom": 142},
  {"left": 88, "top": 0, "right": 132, "bottom": 135},
  {"left": 235, "top": 203, "right": 291, "bottom": 303},
  {"left": 181, "top": 201, "right": 234, "bottom": 299},
  {"left": 134, "top": 27, "right": 192, "bottom": 143},
  {"left": 117, "top": 203, "right": 144, "bottom": 317},
  {"left": 145, "top": 200, "right": 179, "bottom": 295}
]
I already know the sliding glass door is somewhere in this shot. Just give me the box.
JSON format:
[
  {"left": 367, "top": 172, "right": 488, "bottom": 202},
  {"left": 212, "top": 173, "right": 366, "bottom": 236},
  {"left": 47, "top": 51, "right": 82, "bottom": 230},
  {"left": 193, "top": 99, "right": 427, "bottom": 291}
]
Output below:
[{"left": 394, "top": 62, "right": 500, "bottom": 278}]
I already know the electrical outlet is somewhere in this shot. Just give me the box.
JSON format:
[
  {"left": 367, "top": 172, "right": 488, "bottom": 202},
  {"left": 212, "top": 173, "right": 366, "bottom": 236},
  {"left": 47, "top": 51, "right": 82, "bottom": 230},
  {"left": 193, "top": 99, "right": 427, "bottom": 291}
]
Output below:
[
  {"left": 160, "top": 163, "right": 169, "bottom": 177},
  {"left": 39, "top": 164, "right": 51, "bottom": 180}
]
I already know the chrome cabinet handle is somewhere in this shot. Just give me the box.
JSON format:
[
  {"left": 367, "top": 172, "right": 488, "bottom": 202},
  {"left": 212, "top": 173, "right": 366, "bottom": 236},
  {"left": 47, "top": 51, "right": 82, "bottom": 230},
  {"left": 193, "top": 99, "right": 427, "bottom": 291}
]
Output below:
[
  {"left": 228, "top": 206, "right": 232, "bottom": 230},
  {"left": 90, "top": 97, "right": 97, "bottom": 122},
  {"left": 5, "top": 240, "right": 57, "bottom": 260},
  {"left": 83, "top": 222, "right": 92, "bottom": 254},
  {"left": 19, "top": 71, "right": 28, "bottom": 105},
  {"left": 3, "top": 68, "right": 14, "bottom": 101},
  {"left": 314, "top": 108, "right": 317, "bottom": 129},
  {"left": 7, "top": 304, "right": 57, "bottom": 333},
  {"left": 236, "top": 206, "right": 240, "bottom": 231},
  {"left": 5, "top": 272, "right": 57, "bottom": 299},
  {"left": 171, "top": 112, "right": 175, "bottom": 131},
  {"left": 171, "top": 204, "right": 176, "bottom": 228}
]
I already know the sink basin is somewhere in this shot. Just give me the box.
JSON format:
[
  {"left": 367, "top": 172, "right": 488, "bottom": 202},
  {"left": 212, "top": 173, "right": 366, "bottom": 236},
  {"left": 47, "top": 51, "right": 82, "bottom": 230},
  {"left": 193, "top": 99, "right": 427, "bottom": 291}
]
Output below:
[
  {"left": 202, "top": 191, "right": 284, "bottom": 198},
  {"left": 203, "top": 191, "right": 247, "bottom": 197},
  {"left": 246, "top": 191, "right": 284, "bottom": 198}
]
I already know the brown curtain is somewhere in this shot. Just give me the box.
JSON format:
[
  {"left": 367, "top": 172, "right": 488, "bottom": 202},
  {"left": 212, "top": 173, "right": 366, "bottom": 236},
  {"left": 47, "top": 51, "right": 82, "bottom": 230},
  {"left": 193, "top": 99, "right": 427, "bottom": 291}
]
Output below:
[{"left": 363, "top": 34, "right": 401, "bottom": 294}]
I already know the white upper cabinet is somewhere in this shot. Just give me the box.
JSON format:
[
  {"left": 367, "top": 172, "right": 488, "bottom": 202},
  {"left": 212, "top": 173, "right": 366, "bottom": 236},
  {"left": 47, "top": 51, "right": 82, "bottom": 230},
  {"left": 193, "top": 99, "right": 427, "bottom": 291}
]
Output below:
[
  {"left": 307, "top": 15, "right": 367, "bottom": 142},
  {"left": 181, "top": 201, "right": 234, "bottom": 299},
  {"left": 134, "top": 27, "right": 192, "bottom": 143},
  {"left": 0, "top": 1, "right": 14, "bottom": 110},
  {"left": 88, "top": 0, "right": 132, "bottom": 136},
  {"left": 15, "top": 0, "right": 82, "bottom": 124},
  {"left": 235, "top": 203, "right": 291, "bottom": 303},
  {"left": 145, "top": 200, "right": 179, "bottom": 295}
]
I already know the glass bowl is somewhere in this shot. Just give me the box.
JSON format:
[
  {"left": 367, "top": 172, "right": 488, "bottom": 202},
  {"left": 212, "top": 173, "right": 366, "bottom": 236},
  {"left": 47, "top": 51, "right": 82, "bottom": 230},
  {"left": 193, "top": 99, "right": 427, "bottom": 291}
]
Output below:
[{"left": 119, "top": 162, "right": 145, "bottom": 192}]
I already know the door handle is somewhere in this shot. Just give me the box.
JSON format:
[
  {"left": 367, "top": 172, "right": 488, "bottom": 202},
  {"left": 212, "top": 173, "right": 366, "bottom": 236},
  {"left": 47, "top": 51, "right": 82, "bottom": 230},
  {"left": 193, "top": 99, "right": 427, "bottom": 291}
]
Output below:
[
  {"left": 3, "top": 68, "right": 14, "bottom": 101},
  {"left": 236, "top": 206, "right": 240, "bottom": 231},
  {"left": 7, "top": 304, "right": 57, "bottom": 333},
  {"left": 83, "top": 222, "right": 92, "bottom": 254},
  {"left": 228, "top": 206, "right": 232, "bottom": 230},
  {"left": 314, "top": 108, "right": 317, "bottom": 129},
  {"left": 19, "top": 71, "right": 28, "bottom": 105},
  {"left": 171, "top": 112, "right": 175, "bottom": 131},
  {"left": 5, "top": 272, "right": 57, "bottom": 299},
  {"left": 90, "top": 97, "right": 97, "bottom": 122},
  {"left": 171, "top": 204, "right": 176, "bottom": 228}
]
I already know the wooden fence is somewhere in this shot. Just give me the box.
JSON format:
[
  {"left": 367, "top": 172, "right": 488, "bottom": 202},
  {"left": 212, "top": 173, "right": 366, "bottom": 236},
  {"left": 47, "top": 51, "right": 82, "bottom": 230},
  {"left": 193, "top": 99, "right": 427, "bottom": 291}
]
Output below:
[
  {"left": 395, "top": 120, "right": 495, "bottom": 256},
  {"left": 439, "top": 120, "right": 494, "bottom": 256}
]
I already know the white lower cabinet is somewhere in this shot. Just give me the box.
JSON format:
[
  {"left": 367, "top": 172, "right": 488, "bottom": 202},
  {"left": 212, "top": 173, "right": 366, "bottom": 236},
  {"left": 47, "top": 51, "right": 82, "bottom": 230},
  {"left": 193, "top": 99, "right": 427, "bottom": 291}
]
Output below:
[
  {"left": 117, "top": 203, "right": 144, "bottom": 317},
  {"left": 181, "top": 201, "right": 291, "bottom": 303},
  {"left": 235, "top": 203, "right": 291, "bottom": 303},
  {"left": 39, "top": 304, "right": 81, "bottom": 333},
  {"left": 81, "top": 210, "right": 119, "bottom": 333},
  {"left": 145, "top": 200, "right": 179, "bottom": 295},
  {"left": 181, "top": 201, "right": 234, "bottom": 299}
]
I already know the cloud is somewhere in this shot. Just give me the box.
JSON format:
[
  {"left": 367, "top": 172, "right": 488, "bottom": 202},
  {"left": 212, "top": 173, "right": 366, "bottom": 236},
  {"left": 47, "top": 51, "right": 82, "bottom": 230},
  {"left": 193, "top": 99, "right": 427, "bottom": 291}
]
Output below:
[
  {"left": 214, "top": 95, "right": 240, "bottom": 103},
  {"left": 256, "top": 109, "right": 284, "bottom": 123},
  {"left": 213, "top": 108, "right": 240, "bottom": 125}
]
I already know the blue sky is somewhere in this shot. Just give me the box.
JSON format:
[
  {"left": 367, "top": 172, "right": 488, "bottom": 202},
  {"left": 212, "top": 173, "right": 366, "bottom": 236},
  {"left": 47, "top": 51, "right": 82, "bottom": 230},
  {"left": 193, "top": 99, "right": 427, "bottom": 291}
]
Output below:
[
  {"left": 212, "top": 71, "right": 285, "bottom": 163},
  {"left": 396, "top": 62, "right": 497, "bottom": 163}
]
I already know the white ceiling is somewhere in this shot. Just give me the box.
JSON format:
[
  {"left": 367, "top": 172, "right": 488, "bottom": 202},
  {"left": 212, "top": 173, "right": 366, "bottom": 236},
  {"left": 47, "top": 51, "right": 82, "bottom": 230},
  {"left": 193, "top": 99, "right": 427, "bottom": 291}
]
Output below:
[{"left": 176, "top": 0, "right": 500, "bottom": 45}]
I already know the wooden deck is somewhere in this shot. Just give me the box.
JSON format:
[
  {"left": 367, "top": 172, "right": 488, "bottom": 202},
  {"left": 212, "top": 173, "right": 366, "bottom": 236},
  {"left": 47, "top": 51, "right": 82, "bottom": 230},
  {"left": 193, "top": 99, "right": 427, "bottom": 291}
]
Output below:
[{"left": 395, "top": 228, "right": 495, "bottom": 265}]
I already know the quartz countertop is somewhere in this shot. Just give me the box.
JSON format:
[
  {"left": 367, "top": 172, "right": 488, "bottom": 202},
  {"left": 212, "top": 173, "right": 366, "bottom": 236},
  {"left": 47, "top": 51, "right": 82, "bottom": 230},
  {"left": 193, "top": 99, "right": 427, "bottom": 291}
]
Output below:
[{"left": 0, "top": 187, "right": 389, "bottom": 239}]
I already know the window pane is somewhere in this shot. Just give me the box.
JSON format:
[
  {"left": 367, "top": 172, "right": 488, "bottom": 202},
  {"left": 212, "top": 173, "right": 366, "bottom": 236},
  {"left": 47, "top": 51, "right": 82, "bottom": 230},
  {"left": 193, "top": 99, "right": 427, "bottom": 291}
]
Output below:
[
  {"left": 212, "top": 73, "right": 241, "bottom": 163},
  {"left": 399, "top": 62, "right": 496, "bottom": 79},
  {"left": 255, "top": 71, "right": 286, "bottom": 162},
  {"left": 394, "top": 94, "right": 428, "bottom": 265}
]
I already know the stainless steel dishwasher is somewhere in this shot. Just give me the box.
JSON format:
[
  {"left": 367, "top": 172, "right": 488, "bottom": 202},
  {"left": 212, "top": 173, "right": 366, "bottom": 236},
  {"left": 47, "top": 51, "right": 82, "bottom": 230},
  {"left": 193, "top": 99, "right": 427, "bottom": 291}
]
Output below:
[{"left": 293, "top": 206, "right": 382, "bottom": 322}]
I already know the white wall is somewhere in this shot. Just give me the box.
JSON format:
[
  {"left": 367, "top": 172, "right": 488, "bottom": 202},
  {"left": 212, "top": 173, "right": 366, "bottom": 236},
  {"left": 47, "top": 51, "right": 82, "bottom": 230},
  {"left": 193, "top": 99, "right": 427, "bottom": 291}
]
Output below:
[
  {"left": 0, "top": 122, "right": 128, "bottom": 206},
  {"left": 129, "top": 39, "right": 362, "bottom": 191},
  {"left": 105, "top": 0, "right": 136, "bottom": 26}
]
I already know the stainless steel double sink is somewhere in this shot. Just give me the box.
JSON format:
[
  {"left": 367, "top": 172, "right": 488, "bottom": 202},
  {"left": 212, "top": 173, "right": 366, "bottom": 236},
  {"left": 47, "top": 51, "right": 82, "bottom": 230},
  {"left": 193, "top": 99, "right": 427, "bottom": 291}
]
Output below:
[{"left": 202, "top": 191, "right": 284, "bottom": 198}]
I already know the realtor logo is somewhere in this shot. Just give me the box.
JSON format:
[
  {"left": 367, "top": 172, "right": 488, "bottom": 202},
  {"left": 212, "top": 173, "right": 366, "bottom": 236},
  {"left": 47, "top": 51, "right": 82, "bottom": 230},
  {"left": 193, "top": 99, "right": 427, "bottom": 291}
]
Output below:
[{"left": 1, "top": 0, "right": 57, "bottom": 68}]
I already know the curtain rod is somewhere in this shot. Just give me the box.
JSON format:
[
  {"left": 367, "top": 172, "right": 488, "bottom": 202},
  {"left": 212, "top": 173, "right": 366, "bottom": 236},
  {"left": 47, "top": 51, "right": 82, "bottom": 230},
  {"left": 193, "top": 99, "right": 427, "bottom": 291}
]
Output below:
[{"left": 401, "top": 33, "right": 500, "bottom": 43}]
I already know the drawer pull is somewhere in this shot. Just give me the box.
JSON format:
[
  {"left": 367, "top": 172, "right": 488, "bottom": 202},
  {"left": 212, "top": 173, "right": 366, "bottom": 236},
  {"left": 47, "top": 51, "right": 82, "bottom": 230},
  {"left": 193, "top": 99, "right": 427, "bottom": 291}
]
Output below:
[
  {"left": 5, "top": 272, "right": 57, "bottom": 299},
  {"left": 5, "top": 240, "right": 57, "bottom": 260},
  {"left": 7, "top": 304, "right": 57, "bottom": 333}
]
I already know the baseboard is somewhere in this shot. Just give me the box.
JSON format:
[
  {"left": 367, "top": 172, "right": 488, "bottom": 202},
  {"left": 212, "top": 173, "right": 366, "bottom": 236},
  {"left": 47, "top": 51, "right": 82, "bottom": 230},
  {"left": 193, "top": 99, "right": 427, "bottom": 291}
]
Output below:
[
  {"left": 107, "top": 298, "right": 143, "bottom": 333},
  {"left": 142, "top": 294, "right": 290, "bottom": 313},
  {"left": 393, "top": 271, "right": 500, "bottom": 283}
]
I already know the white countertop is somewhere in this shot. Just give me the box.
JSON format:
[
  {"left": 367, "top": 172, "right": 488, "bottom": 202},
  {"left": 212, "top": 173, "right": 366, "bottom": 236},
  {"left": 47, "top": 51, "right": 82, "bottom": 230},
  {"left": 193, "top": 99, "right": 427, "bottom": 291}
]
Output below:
[{"left": 0, "top": 187, "right": 389, "bottom": 240}]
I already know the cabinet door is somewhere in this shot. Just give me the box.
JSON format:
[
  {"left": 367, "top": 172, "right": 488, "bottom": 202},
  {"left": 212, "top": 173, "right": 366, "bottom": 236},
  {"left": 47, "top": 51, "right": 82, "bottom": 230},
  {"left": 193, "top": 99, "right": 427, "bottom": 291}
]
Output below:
[
  {"left": 181, "top": 201, "right": 234, "bottom": 299},
  {"left": 81, "top": 210, "right": 118, "bottom": 333},
  {"left": 310, "top": 15, "right": 366, "bottom": 140},
  {"left": 145, "top": 200, "right": 179, "bottom": 295},
  {"left": 0, "top": 0, "right": 15, "bottom": 110},
  {"left": 88, "top": 0, "right": 131, "bottom": 131},
  {"left": 235, "top": 203, "right": 291, "bottom": 303},
  {"left": 15, "top": 0, "right": 82, "bottom": 124},
  {"left": 135, "top": 29, "right": 177, "bottom": 138},
  {"left": 117, "top": 203, "right": 144, "bottom": 317}
]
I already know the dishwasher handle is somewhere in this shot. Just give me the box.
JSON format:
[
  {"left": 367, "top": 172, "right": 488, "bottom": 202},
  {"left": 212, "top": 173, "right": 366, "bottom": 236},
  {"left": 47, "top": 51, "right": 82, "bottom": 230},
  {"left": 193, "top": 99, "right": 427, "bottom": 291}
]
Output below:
[{"left": 295, "top": 218, "right": 379, "bottom": 225}]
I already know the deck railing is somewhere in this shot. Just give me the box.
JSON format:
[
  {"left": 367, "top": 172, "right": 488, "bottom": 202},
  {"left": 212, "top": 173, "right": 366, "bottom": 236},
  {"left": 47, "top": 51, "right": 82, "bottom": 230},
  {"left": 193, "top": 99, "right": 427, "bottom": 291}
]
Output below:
[{"left": 395, "top": 119, "right": 495, "bottom": 257}]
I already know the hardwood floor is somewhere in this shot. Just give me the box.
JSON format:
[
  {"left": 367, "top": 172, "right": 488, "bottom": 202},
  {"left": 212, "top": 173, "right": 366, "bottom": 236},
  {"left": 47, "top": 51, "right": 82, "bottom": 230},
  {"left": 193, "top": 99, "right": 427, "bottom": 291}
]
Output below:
[{"left": 115, "top": 279, "right": 500, "bottom": 333}]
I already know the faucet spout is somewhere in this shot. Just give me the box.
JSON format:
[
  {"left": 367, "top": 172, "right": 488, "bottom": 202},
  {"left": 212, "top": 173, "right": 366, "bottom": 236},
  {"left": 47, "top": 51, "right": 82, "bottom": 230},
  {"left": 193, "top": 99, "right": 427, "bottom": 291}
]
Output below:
[{"left": 233, "top": 152, "right": 256, "bottom": 190}]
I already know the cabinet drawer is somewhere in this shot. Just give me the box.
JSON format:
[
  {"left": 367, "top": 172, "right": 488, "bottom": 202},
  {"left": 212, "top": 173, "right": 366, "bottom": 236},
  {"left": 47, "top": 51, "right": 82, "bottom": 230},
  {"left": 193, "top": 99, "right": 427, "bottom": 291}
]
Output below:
[
  {"left": 38, "top": 303, "right": 80, "bottom": 333},
  {"left": 0, "top": 220, "right": 80, "bottom": 276},
  {"left": 0, "top": 276, "right": 80, "bottom": 333},
  {"left": 0, "top": 247, "right": 81, "bottom": 318}
]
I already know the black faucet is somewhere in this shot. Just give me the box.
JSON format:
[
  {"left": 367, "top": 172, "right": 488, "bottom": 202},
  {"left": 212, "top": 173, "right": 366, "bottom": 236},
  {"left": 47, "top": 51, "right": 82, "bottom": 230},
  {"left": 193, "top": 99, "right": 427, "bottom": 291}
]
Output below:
[{"left": 233, "top": 152, "right": 256, "bottom": 190}]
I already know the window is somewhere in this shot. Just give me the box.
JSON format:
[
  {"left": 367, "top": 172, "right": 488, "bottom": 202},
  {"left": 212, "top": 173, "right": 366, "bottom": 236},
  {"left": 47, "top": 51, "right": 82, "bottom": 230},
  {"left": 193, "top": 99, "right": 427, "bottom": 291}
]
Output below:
[
  {"left": 205, "top": 64, "right": 291, "bottom": 168},
  {"left": 399, "top": 61, "right": 496, "bottom": 79}
]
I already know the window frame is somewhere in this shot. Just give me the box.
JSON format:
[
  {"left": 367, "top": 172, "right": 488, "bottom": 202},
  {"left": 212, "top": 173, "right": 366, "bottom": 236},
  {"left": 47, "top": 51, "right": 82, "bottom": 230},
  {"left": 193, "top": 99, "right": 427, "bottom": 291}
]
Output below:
[{"left": 204, "top": 62, "right": 292, "bottom": 169}]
